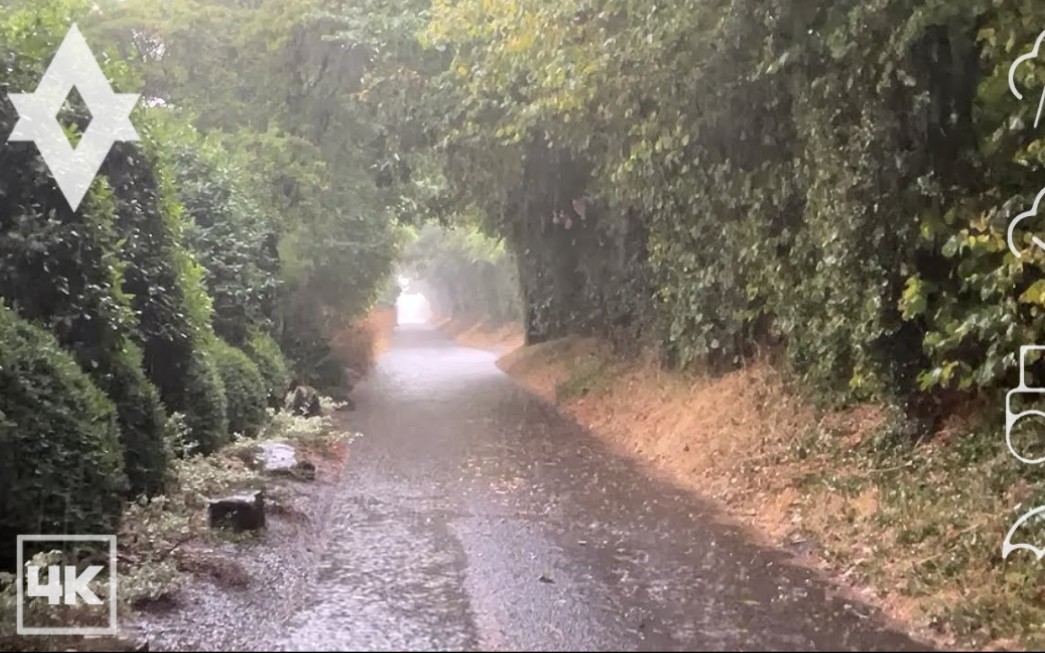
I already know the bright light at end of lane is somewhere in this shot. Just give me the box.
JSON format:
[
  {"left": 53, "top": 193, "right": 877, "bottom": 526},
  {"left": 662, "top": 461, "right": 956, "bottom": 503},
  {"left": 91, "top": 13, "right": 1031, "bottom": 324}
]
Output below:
[{"left": 396, "top": 292, "right": 432, "bottom": 325}]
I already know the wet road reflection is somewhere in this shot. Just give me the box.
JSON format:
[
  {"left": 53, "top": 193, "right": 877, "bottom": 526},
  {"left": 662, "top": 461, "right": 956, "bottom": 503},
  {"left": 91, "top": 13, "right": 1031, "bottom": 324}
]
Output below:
[{"left": 272, "top": 325, "right": 930, "bottom": 651}]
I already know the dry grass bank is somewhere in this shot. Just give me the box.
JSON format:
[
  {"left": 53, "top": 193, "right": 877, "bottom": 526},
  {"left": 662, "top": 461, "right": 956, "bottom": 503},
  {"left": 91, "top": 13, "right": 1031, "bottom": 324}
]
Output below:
[
  {"left": 498, "top": 337, "right": 1035, "bottom": 651},
  {"left": 438, "top": 315, "right": 524, "bottom": 354}
]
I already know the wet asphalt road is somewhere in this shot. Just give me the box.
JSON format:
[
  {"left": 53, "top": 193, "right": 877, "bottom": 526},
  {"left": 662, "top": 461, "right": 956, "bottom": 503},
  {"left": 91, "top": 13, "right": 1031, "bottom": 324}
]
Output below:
[{"left": 270, "top": 325, "right": 930, "bottom": 651}]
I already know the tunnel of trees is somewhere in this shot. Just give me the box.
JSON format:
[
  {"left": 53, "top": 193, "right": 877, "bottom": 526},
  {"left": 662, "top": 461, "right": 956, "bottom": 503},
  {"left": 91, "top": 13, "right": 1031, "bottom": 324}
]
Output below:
[
  {"left": 367, "top": 0, "right": 1045, "bottom": 429},
  {"left": 398, "top": 223, "right": 522, "bottom": 325},
  {"left": 5, "top": 0, "right": 1045, "bottom": 583}
]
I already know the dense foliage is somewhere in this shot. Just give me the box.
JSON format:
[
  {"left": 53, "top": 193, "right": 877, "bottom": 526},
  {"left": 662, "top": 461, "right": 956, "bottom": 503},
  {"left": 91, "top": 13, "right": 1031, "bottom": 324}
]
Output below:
[
  {"left": 9, "top": 0, "right": 1045, "bottom": 583},
  {"left": 211, "top": 339, "right": 269, "bottom": 438},
  {"left": 167, "top": 129, "right": 280, "bottom": 348},
  {"left": 0, "top": 86, "right": 172, "bottom": 496},
  {"left": 0, "top": 0, "right": 400, "bottom": 545},
  {"left": 347, "top": 0, "right": 1045, "bottom": 422},
  {"left": 91, "top": 0, "right": 402, "bottom": 393},
  {"left": 244, "top": 329, "right": 292, "bottom": 409},
  {"left": 100, "top": 137, "right": 227, "bottom": 468},
  {"left": 0, "top": 302, "right": 127, "bottom": 545}
]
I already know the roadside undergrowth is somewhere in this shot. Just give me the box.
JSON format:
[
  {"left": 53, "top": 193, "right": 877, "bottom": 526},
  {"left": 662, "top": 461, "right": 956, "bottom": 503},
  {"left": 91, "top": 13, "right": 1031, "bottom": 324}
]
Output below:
[
  {"left": 0, "top": 404, "right": 357, "bottom": 652},
  {"left": 118, "top": 405, "right": 356, "bottom": 603},
  {"left": 499, "top": 337, "right": 1045, "bottom": 651}
]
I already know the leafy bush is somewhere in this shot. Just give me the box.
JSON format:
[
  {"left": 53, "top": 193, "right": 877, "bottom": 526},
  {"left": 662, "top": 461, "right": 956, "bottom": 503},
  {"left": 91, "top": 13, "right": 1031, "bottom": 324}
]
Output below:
[
  {"left": 280, "top": 302, "right": 351, "bottom": 393},
  {"left": 178, "top": 345, "right": 230, "bottom": 454},
  {"left": 1, "top": 51, "right": 221, "bottom": 480},
  {"left": 0, "top": 303, "right": 126, "bottom": 545},
  {"left": 103, "top": 137, "right": 234, "bottom": 455},
  {"left": 98, "top": 343, "right": 171, "bottom": 497},
  {"left": 0, "top": 92, "right": 170, "bottom": 498},
  {"left": 167, "top": 131, "right": 281, "bottom": 346},
  {"left": 358, "top": 0, "right": 1041, "bottom": 417},
  {"left": 243, "top": 329, "right": 291, "bottom": 408},
  {"left": 211, "top": 339, "right": 268, "bottom": 438},
  {"left": 330, "top": 320, "right": 378, "bottom": 380},
  {"left": 313, "top": 355, "right": 351, "bottom": 396}
]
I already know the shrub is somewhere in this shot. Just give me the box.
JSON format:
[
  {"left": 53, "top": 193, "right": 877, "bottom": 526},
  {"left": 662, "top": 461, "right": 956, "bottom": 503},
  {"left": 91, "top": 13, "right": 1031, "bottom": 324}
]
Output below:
[
  {"left": 243, "top": 329, "right": 291, "bottom": 408},
  {"left": 0, "top": 303, "right": 127, "bottom": 547},
  {"left": 169, "top": 138, "right": 281, "bottom": 347},
  {"left": 313, "top": 354, "right": 351, "bottom": 396},
  {"left": 0, "top": 107, "right": 170, "bottom": 498},
  {"left": 329, "top": 318, "right": 378, "bottom": 381},
  {"left": 178, "top": 345, "right": 230, "bottom": 454},
  {"left": 280, "top": 301, "right": 351, "bottom": 395},
  {"left": 405, "top": 0, "right": 1007, "bottom": 413},
  {"left": 211, "top": 339, "right": 268, "bottom": 438},
  {"left": 102, "top": 139, "right": 233, "bottom": 454},
  {"left": 101, "top": 344, "right": 171, "bottom": 497}
]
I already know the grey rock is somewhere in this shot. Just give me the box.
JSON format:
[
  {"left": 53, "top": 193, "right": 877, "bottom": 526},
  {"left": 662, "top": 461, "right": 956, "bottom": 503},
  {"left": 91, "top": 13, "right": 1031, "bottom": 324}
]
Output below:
[
  {"left": 258, "top": 442, "right": 298, "bottom": 473},
  {"left": 256, "top": 442, "right": 316, "bottom": 481},
  {"left": 295, "top": 460, "right": 317, "bottom": 481}
]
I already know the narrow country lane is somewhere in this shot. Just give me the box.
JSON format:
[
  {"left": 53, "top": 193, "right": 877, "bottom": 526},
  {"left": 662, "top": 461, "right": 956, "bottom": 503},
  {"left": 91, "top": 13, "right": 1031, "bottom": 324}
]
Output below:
[{"left": 264, "top": 325, "right": 928, "bottom": 652}]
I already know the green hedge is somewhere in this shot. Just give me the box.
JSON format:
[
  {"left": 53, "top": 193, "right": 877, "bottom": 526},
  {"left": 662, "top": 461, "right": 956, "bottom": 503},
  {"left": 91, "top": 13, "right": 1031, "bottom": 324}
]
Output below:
[
  {"left": 169, "top": 139, "right": 281, "bottom": 347},
  {"left": 280, "top": 300, "right": 350, "bottom": 393},
  {"left": 178, "top": 345, "right": 230, "bottom": 453},
  {"left": 101, "top": 343, "right": 171, "bottom": 496},
  {"left": 387, "top": 0, "right": 1045, "bottom": 416},
  {"left": 0, "top": 303, "right": 126, "bottom": 540},
  {"left": 0, "top": 106, "right": 172, "bottom": 497},
  {"left": 103, "top": 139, "right": 238, "bottom": 455},
  {"left": 244, "top": 329, "right": 291, "bottom": 409},
  {"left": 212, "top": 339, "right": 268, "bottom": 438}
]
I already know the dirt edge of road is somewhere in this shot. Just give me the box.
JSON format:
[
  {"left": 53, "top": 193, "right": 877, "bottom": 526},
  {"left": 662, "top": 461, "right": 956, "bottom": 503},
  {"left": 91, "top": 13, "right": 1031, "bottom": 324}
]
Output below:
[
  {"left": 439, "top": 327, "right": 1029, "bottom": 652},
  {"left": 437, "top": 315, "right": 524, "bottom": 354}
]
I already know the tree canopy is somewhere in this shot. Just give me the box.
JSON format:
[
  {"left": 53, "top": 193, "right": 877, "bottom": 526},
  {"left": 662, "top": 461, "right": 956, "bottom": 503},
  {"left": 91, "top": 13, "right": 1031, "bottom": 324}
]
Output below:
[{"left": 341, "top": 0, "right": 1045, "bottom": 421}]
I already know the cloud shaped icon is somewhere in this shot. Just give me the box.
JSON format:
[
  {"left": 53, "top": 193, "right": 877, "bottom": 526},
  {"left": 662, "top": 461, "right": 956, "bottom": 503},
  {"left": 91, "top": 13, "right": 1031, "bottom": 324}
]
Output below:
[
  {"left": 1010, "top": 30, "right": 1045, "bottom": 128},
  {"left": 1003, "top": 504, "right": 1045, "bottom": 560},
  {"left": 1007, "top": 187, "right": 1045, "bottom": 258}
]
